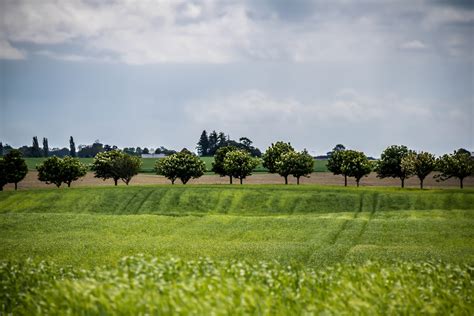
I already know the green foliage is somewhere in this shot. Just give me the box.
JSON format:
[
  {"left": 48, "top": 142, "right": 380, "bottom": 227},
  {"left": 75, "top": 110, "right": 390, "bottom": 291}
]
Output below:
[
  {"left": 92, "top": 150, "right": 141, "bottom": 186},
  {"left": 37, "top": 156, "right": 64, "bottom": 187},
  {"left": 37, "top": 156, "right": 87, "bottom": 188},
  {"left": 212, "top": 146, "right": 238, "bottom": 183},
  {"left": 0, "top": 159, "right": 7, "bottom": 191},
  {"left": 197, "top": 130, "right": 210, "bottom": 156},
  {"left": 3, "top": 149, "right": 28, "bottom": 190},
  {"left": 275, "top": 150, "right": 314, "bottom": 184},
  {"left": 155, "top": 151, "right": 206, "bottom": 184},
  {"left": 31, "top": 136, "right": 42, "bottom": 158},
  {"left": 341, "top": 150, "right": 372, "bottom": 187},
  {"left": 1, "top": 257, "right": 472, "bottom": 315},
  {"left": 290, "top": 150, "right": 314, "bottom": 184},
  {"left": 69, "top": 136, "right": 76, "bottom": 157},
  {"left": 60, "top": 156, "right": 88, "bottom": 187},
  {"left": 376, "top": 145, "right": 413, "bottom": 187},
  {"left": 401, "top": 151, "right": 436, "bottom": 189},
  {"left": 223, "top": 150, "right": 259, "bottom": 184},
  {"left": 327, "top": 149, "right": 347, "bottom": 185},
  {"left": 262, "top": 141, "right": 294, "bottom": 173},
  {"left": 436, "top": 150, "right": 474, "bottom": 189}
]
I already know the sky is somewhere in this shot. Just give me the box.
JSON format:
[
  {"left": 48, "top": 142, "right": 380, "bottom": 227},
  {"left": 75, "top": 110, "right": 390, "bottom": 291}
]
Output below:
[{"left": 0, "top": 0, "right": 473, "bottom": 157}]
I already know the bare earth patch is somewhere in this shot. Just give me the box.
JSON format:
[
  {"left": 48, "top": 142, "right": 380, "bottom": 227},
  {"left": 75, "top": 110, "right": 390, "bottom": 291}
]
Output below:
[{"left": 4, "top": 171, "right": 473, "bottom": 190}]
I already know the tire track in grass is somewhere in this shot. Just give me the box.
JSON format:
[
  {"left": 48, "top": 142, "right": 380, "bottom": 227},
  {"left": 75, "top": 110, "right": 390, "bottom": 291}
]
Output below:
[
  {"left": 344, "top": 192, "right": 379, "bottom": 260},
  {"left": 117, "top": 190, "right": 142, "bottom": 214},
  {"left": 133, "top": 189, "right": 155, "bottom": 214}
]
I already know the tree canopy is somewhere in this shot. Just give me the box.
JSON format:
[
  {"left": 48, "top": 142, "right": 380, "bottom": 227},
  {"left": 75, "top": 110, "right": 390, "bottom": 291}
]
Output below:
[
  {"left": 435, "top": 150, "right": 473, "bottom": 189},
  {"left": 401, "top": 151, "right": 436, "bottom": 189},
  {"left": 262, "top": 142, "right": 294, "bottom": 174},
  {"left": 212, "top": 146, "right": 238, "bottom": 184},
  {"left": 376, "top": 145, "right": 413, "bottom": 188},
  {"left": 3, "top": 149, "right": 28, "bottom": 190},
  {"left": 340, "top": 150, "right": 372, "bottom": 187},
  {"left": 92, "top": 150, "right": 141, "bottom": 186},
  {"left": 224, "top": 150, "right": 259, "bottom": 184},
  {"left": 155, "top": 150, "right": 206, "bottom": 184}
]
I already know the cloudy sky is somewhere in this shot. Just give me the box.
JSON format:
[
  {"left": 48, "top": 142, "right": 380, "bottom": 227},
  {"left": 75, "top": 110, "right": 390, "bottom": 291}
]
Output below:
[{"left": 1, "top": 0, "right": 473, "bottom": 156}]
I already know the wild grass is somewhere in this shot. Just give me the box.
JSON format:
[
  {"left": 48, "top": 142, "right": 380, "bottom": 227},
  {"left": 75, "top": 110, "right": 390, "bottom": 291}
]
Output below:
[
  {"left": 0, "top": 185, "right": 472, "bottom": 314},
  {"left": 1, "top": 256, "right": 472, "bottom": 315}
]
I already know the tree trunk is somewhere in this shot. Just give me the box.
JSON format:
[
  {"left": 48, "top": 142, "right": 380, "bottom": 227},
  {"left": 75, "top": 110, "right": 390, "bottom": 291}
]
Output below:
[
  {"left": 420, "top": 178, "right": 423, "bottom": 189},
  {"left": 229, "top": 176, "right": 233, "bottom": 184},
  {"left": 284, "top": 175, "right": 288, "bottom": 185},
  {"left": 114, "top": 178, "right": 118, "bottom": 186},
  {"left": 240, "top": 178, "right": 243, "bottom": 185},
  {"left": 296, "top": 177, "right": 300, "bottom": 185},
  {"left": 14, "top": 182, "right": 18, "bottom": 190},
  {"left": 356, "top": 179, "right": 360, "bottom": 187},
  {"left": 171, "top": 179, "right": 175, "bottom": 185},
  {"left": 67, "top": 182, "right": 71, "bottom": 187},
  {"left": 0, "top": 186, "right": 3, "bottom": 191},
  {"left": 344, "top": 175, "right": 347, "bottom": 187},
  {"left": 401, "top": 178, "right": 405, "bottom": 188},
  {"left": 460, "top": 177, "right": 464, "bottom": 189}
]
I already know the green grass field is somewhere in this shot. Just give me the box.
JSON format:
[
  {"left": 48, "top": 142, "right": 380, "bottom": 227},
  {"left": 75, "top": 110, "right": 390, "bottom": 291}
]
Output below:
[
  {"left": 1, "top": 185, "right": 473, "bottom": 314},
  {"left": 24, "top": 157, "right": 329, "bottom": 173}
]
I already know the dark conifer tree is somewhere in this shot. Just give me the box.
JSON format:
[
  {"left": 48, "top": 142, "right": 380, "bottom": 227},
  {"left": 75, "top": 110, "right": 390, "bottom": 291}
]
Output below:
[{"left": 43, "top": 137, "right": 49, "bottom": 157}]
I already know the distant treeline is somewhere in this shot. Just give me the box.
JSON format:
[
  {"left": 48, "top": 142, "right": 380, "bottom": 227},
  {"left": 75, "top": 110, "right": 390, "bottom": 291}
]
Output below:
[{"left": 0, "top": 137, "right": 176, "bottom": 158}]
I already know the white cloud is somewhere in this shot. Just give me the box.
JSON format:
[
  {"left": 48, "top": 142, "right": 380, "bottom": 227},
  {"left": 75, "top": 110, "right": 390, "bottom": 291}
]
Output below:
[
  {"left": 0, "top": 39, "right": 26, "bottom": 59},
  {"left": 401, "top": 40, "right": 427, "bottom": 50},
  {"left": 185, "top": 89, "right": 432, "bottom": 128},
  {"left": 1, "top": 0, "right": 471, "bottom": 64}
]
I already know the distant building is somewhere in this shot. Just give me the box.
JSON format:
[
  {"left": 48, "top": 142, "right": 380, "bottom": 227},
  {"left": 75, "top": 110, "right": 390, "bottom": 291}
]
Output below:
[{"left": 141, "top": 153, "right": 165, "bottom": 158}]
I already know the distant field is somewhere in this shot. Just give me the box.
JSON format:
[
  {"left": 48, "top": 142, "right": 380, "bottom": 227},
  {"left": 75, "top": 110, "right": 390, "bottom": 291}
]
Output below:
[
  {"left": 1, "top": 185, "right": 472, "bottom": 314},
  {"left": 24, "top": 157, "right": 329, "bottom": 173}
]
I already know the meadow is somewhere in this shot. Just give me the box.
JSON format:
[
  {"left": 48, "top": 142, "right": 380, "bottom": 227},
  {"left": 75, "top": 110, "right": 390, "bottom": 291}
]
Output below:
[
  {"left": 24, "top": 157, "right": 329, "bottom": 173},
  {"left": 0, "top": 185, "right": 473, "bottom": 314}
]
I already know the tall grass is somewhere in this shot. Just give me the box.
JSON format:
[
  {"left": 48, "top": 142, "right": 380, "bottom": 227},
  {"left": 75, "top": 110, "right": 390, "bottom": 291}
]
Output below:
[
  {"left": 1, "top": 256, "right": 472, "bottom": 315},
  {"left": 1, "top": 185, "right": 473, "bottom": 216}
]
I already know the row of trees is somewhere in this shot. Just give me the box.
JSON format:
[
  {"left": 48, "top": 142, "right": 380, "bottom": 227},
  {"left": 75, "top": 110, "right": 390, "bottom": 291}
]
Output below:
[
  {"left": 0, "top": 137, "right": 176, "bottom": 159},
  {"left": 327, "top": 145, "right": 473, "bottom": 189},
  {"left": 197, "top": 130, "right": 262, "bottom": 157},
  {"left": 1, "top": 144, "right": 472, "bottom": 190},
  {"left": 36, "top": 150, "right": 142, "bottom": 187}
]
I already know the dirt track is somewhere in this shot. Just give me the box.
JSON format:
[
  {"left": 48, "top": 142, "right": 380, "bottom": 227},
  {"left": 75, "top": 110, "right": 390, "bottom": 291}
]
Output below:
[{"left": 3, "top": 171, "right": 473, "bottom": 190}]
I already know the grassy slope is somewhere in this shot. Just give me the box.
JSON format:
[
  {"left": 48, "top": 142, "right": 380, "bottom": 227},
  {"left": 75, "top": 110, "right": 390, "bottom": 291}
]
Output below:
[
  {"left": 24, "top": 157, "right": 329, "bottom": 173},
  {"left": 0, "top": 186, "right": 473, "bottom": 268}
]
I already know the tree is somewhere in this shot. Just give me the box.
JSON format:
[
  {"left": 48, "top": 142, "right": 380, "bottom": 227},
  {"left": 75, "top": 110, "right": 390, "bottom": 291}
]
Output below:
[
  {"left": 42, "top": 137, "right": 49, "bottom": 157},
  {"left": 327, "top": 149, "right": 349, "bottom": 186},
  {"left": 0, "top": 159, "right": 7, "bottom": 191},
  {"left": 3, "top": 149, "right": 28, "bottom": 190},
  {"left": 262, "top": 142, "right": 294, "bottom": 175},
  {"left": 31, "top": 136, "right": 42, "bottom": 157},
  {"left": 224, "top": 150, "right": 259, "bottom": 184},
  {"left": 435, "top": 150, "right": 473, "bottom": 189},
  {"left": 61, "top": 156, "right": 88, "bottom": 187},
  {"left": 290, "top": 150, "right": 314, "bottom": 185},
  {"left": 274, "top": 150, "right": 296, "bottom": 185},
  {"left": 116, "top": 155, "right": 141, "bottom": 185},
  {"left": 212, "top": 146, "right": 238, "bottom": 184},
  {"left": 37, "top": 156, "right": 64, "bottom": 187},
  {"left": 208, "top": 130, "right": 219, "bottom": 156},
  {"left": 92, "top": 150, "right": 141, "bottom": 186},
  {"left": 143, "top": 148, "right": 150, "bottom": 154},
  {"left": 70, "top": 136, "right": 76, "bottom": 157},
  {"left": 0, "top": 142, "right": 3, "bottom": 157},
  {"left": 327, "top": 144, "right": 346, "bottom": 157},
  {"left": 376, "top": 145, "right": 413, "bottom": 188},
  {"left": 197, "top": 130, "right": 210, "bottom": 156},
  {"left": 340, "top": 150, "right": 372, "bottom": 187},
  {"left": 401, "top": 151, "right": 436, "bottom": 189},
  {"left": 155, "top": 150, "right": 206, "bottom": 184}
]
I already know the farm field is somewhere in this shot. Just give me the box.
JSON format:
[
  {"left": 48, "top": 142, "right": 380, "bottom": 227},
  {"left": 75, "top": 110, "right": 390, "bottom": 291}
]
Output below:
[
  {"left": 23, "top": 157, "right": 329, "bottom": 173},
  {"left": 1, "top": 185, "right": 473, "bottom": 314},
  {"left": 4, "top": 170, "right": 473, "bottom": 190}
]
